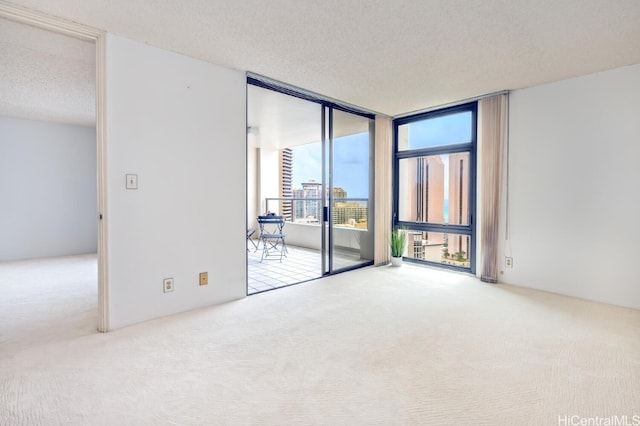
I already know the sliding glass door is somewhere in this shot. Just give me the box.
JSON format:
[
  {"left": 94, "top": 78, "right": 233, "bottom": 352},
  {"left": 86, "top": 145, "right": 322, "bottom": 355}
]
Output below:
[
  {"left": 247, "top": 80, "right": 374, "bottom": 294},
  {"left": 325, "top": 108, "right": 374, "bottom": 273}
]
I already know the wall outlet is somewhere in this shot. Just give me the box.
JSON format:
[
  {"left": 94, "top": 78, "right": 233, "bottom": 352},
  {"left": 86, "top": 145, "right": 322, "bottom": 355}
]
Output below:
[
  {"left": 199, "top": 272, "right": 208, "bottom": 286},
  {"left": 505, "top": 257, "right": 513, "bottom": 268},
  {"left": 163, "top": 278, "right": 174, "bottom": 293}
]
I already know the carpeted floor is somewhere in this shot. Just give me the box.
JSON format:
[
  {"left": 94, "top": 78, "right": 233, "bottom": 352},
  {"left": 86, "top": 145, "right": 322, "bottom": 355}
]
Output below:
[{"left": 1, "top": 255, "right": 639, "bottom": 425}]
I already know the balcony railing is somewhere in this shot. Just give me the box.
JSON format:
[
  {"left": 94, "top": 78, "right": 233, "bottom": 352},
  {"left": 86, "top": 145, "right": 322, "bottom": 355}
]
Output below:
[
  {"left": 252, "top": 197, "right": 372, "bottom": 258},
  {"left": 264, "top": 197, "right": 369, "bottom": 228}
]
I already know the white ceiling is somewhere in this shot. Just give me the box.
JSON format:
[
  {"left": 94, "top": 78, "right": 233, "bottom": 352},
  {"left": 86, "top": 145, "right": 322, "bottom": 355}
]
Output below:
[
  {"left": 247, "top": 85, "right": 322, "bottom": 149},
  {"left": 247, "top": 84, "right": 373, "bottom": 149},
  {"left": 0, "top": 16, "right": 95, "bottom": 126},
  {"left": 1, "top": 0, "right": 640, "bottom": 125}
]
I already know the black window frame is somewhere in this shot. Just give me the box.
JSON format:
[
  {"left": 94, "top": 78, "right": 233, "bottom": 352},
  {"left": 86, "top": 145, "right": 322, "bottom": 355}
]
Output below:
[{"left": 393, "top": 102, "right": 477, "bottom": 273}]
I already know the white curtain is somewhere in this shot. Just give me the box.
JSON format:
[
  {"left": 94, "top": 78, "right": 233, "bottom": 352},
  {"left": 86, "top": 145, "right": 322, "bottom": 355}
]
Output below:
[
  {"left": 374, "top": 115, "right": 393, "bottom": 265},
  {"left": 479, "top": 94, "right": 508, "bottom": 283}
]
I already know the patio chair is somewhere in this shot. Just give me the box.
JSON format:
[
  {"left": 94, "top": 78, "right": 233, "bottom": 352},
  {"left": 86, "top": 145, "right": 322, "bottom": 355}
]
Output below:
[
  {"left": 257, "top": 215, "right": 287, "bottom": 262},
  {"left": 247, "top": 228, "right": 258, "bottom": 252}
]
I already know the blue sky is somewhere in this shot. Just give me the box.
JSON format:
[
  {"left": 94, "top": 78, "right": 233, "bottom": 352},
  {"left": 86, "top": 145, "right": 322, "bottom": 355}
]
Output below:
[
  {"left": 403, "top": 111, "right": 471, "bottom": 149},
  {"left": 291, "top": 111, "right": 471, "bottom": 200},
  {"left": 292, "top": 132, "right": 369, "bottom": 198}
]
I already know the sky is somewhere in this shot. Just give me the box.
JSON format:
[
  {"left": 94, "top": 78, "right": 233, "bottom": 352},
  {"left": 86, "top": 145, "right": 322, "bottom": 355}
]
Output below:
[
  {"left": 291, "top": 132, "right": 370, "bottom": 198},
  {"left": 291, "top": 111, "right": 471, "bottom": 200},
  {"left": 402, "top": 111, "right": 471, "bottom": 150}
]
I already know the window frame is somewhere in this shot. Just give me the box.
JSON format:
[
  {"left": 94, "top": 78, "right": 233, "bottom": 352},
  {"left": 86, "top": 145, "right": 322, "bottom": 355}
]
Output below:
[{"left": 393, "top": 102, "right": 477, "bottom": 273}]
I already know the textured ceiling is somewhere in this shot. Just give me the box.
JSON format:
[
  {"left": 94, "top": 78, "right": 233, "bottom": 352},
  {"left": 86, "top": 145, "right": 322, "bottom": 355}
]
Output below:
[
  {"left": 2, "top": 0, "right": 640, "bottom": 123},
  {"left": 0, "top": 17, "right": 95, "bottom": 126}
]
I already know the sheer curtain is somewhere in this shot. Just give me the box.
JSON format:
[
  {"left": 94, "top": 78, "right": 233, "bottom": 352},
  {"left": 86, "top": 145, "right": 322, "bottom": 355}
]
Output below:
[
  {"left": 374, "top": 115, "right": 393, "bottom": 265},
  {"left": 479, "top": 94, "right": 508, "bottom": 283}
]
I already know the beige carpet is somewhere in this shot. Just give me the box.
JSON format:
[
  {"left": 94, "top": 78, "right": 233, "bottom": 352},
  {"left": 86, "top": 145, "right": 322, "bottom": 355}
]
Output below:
[{"left": 1, "top": 256, "right": 639, "bottom": 425}]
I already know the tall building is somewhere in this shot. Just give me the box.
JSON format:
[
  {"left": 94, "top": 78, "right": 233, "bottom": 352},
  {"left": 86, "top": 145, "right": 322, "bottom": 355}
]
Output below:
[
  {"left": 330, "top": 187, "right": 366, "bottom": 226},
  {"left": 301, "top": 180, "right": 322, "bottom": 221},
  {"left": 403, "top": 154, "right": 470, "bottom": 263},
  {"left": 406, "top": 155, "right": 446, "bottom": 255},
  {"left": 292, "top": 188, "right": 305, "bottom": 221},
  {"left": 407, "top": 156, "right": 445, "bottom": 224},
  {"left": 291, "top": 182, "right": 369, "bottom": 225},
  {"left": 447, "top": 153, "right": 470, "bottom": 260},
  {"left": 333, "top": 187, "right": 347, "bottom": 200},
  {"left": 409, "top": 231, "right": 427, "bottom": 259},
  {"left": 332, "top": 201, "right": 367, "bottom": 226},
  {"left": 279, "top": 148, "right": 293, "bottom": 221}
]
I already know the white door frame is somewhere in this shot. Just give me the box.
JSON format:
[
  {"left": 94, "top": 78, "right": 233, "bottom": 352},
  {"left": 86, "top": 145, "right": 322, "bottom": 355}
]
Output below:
[{"left": 0, "top": 3, "right": 110, "bottom": 332}]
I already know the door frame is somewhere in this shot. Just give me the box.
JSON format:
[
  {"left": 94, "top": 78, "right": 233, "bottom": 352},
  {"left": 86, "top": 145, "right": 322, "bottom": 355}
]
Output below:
[
  {"left": 0, "top": 4, "right": 110, "bottom": 331},
  {"left": 323, "top": 106, "right": 376, "bottom": 276},
  {"left": 247, "top": 75, "right": 375, "bottom": 278}
]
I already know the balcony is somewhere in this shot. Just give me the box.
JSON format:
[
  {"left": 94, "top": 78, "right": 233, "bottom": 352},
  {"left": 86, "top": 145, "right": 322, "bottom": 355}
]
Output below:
[
  {"left": 247, "top": 243, "right": 364, "bottom": 294},
  {"left": 247, "top": 197, "right": 373, "bottom": 294}
]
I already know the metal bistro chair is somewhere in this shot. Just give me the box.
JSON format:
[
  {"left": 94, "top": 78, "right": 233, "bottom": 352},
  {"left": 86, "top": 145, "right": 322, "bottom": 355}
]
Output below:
[
  {"left": 246, "top": 228, "right": 258, "bottom": 252},
  {"left": 257, "top": 215, "right": 287, "bottom": 262}
]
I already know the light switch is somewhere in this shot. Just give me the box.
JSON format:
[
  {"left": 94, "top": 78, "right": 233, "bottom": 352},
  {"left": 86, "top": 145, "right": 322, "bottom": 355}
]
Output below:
[{"left": 126, "top": 174, "right": 138, "bottom": 189}]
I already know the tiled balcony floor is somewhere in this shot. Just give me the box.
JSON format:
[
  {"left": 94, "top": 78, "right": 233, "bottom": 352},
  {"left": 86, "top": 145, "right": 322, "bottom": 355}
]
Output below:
[{"left": 247, "top": 241, "right": 368, "bottom": 294}]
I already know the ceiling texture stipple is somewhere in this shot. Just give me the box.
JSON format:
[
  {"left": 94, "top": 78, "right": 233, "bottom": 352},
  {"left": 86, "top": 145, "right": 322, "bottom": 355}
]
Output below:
[
  {"left": 1, "top": 0, "right": 640, "bottom": 126},
  {"left": 0, "top": 16, "right": 95, "bottom": 126}
]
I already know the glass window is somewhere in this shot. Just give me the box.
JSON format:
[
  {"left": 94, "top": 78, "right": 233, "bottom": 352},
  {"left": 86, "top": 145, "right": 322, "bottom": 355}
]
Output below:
[
  {"left": 289, "top": 127, "right": 371, "bottom": 229},
  {"left": 397, "top": 153, "right": 470, "bottom": 225},
  {"left": 394, "top": 103, "right": 476, "bottom": 272},
  {"left": 397, "top": 111, "right": 472, "bottom": 151},
  {"left": 403, "top": 231, "right": 472, "bottom": 269}
]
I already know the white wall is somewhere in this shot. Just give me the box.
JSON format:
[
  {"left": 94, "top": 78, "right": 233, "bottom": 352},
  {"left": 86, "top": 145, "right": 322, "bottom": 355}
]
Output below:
[
  {"left": 106, "top": 35, "right": 246, "bottom": 329},
  {"left": 0, "top": 116, "right": 96, "bottom": 261},
  {"left": 284, "top": 223, "right": 365, "bottom": 251},
  {"left": 500, "top": 64, "right": 640, "bottom": 309},
  {"left": 259, "top": 148, "right": 280, "bottom": 214},
  {"left": 247, "top": 144, "right": 259, "bottom": 231}
]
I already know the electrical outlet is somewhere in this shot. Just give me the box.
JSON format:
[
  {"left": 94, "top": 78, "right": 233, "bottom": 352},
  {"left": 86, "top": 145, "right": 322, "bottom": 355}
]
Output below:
[
  {"left": 505, "top": 257, "right": 513, "bottom": 268},
  {"left": 199, "top": 272, "right": 208, "bottom": 286},
  {"left": 163, "top": 278, "right": 174, "bottom": 293}
]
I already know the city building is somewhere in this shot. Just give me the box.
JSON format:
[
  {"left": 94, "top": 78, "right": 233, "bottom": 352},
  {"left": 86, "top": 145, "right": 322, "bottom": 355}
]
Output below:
[
  {"left": 289, "top": 181, "right": 369, "bottom": 226},
  {"left": 332, "top": 201, "right": 367, "bottom": 227},
  {"left": 332, "top": 186, "right": 347, "bottom": 200},
  {"left": 279, "top": 148, "right": 293, "bottom": 221},
  {"left": 300, "top": 180, "right": 322, "bottom": 222}
]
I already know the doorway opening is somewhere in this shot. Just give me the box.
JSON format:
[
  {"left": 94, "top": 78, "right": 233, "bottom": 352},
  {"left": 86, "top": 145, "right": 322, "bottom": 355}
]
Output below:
[
  {"left": 0, "top": 6, "right": 108, "bottom": 334},
  {"left": 247, "top": 78, "right": 375, "bottom": 294}
]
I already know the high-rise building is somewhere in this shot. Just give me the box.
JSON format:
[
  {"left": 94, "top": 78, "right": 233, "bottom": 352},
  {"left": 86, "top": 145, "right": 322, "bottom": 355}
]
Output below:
[
  {"left": 332, "top": 199, "right": 368, "bottom": 226},
  {"left": 409, "top": 231, "right": 426, "bottom": 260},
  {"left": 301, "top": 180, "right": 321, "bottom": 221},
  {"left": 406, "top": 156, "right": 446, "bottom": 251},
  {"left": 332, "top": 187, "right": 347, "bottom": 200},
  {"left": 407, "top": 156, "right": 445, "bottom": 224},
  {"left": 291, "top": 182, "right": 369, "bottom": 226},
  {"left": 447, "top": 153, "right": 470, "bottom": 260},
  {"left": 279, "top": 148, "right": 293, "bottom": 221},
  {"left": 404, "top": 153, "right": 470, "bottom": 264},
  {"left": 292, "top": 188, "right": 305, "bottom": 221}
]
